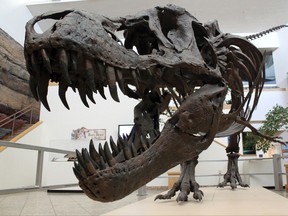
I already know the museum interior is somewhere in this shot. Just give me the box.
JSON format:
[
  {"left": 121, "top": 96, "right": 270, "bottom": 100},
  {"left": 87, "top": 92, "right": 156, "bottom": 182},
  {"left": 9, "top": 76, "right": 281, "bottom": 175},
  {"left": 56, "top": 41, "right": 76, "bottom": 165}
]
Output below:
[{"left": 0, "top": 0, "right": 288, "bottom": 215}]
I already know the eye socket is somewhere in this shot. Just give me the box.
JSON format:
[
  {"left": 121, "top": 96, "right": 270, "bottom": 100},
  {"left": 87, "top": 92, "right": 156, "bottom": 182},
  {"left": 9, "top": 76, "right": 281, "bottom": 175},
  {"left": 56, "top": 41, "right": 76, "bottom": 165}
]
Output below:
[{"left": 192, "top": 21, "right": 217, "bottom": 68}]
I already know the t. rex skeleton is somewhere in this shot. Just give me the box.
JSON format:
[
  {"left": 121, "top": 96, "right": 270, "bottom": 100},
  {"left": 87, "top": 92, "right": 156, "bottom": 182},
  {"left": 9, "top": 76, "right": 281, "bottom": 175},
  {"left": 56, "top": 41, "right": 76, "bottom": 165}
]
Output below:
[{"left": 24, "top": 5, "right": 284, "bottom": 202}]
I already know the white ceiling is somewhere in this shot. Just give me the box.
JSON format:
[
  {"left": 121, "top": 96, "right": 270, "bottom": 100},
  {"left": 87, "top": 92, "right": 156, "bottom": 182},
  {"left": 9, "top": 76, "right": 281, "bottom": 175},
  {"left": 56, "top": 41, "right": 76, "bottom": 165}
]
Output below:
[{"left": 27, "top": 0, "right": 288, "bottom": 34}]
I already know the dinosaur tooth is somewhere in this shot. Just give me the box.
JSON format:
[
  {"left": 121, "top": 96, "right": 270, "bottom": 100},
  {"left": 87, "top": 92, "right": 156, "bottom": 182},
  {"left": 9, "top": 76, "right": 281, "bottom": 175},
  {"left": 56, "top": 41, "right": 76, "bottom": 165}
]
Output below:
[
  {"left": 109, "top": 136, "right": 119, "bottom": 156},
  {"left": 58, "top": 81, "right": 70, "bottom": 110},
  {"left": 40, "top": 49, "right": 52, "bottom": 74},
  {"left": 98, "top": 85, "right": 107, "bottom": 100},
  {"left": 89, "top": 140, "right": 101, "bottom": 165},
  {"left": 70, "top": 51, "right": 78, "bottom": 72},
  {"left": 104, "top": 141, "right": 117, "bottom": 167},
  {"left": 86, "top": 88, "right": 96, "bottom": 104},
  {"left": 30, "top": 52, "right": 40, "bottom": 78},
  {"left": 73, "top": 162, "right": 86, "bottom": 179},
  {"left": 115, "top": 69, "right": 126, "bottom": 95},
  {"left": 95, "top": 60, "right": 106, "bottom": 83},
  {"left": 106, "top": 65, "right": 120, "bottom": 102},
  {"left": 37, "top": 70, "right": 51, "bottom": 111},
  {"left": 82, "top": 148, "right": 97, "bottom": 175},
  {"left": 58, "top": 48, "right": 72, "bottom": 85},
  {"left": 140, "top": 135, "right": 148, "bottom": 151},
  {"left": 121, "top": 139, "right": 132, "bottom": 160},
  {"left": 77, "top": 83, "right": 89, "bottom": 108},
  {"left": 99, "top": 156, "right": 107, "bottom": 170},
  {"left": 132, "top": 69, "right": 139, "bottom": 89},
  {"left": 75, "top": 150, "right": 89, "bottom": 178},
  {"left": 29, "top": 76, "right": 39, "bottom": 101},
  {"left": 76, "top": 150, "right": 85, "bottom": 169},
  {"left": 131, "top": 142, "right": 137, "bottom": 157},
  {"left": 85, "top": 58, "right": 97, "bottom": 92},
  {"left": 77, "top": 163, "right": 88, "bottom": 178},
  {"left": 72, "top": 166, "right": 82, "bottom": 180},
  {"left": 98, "top": 143, "right": 106, "bottom": 162}
]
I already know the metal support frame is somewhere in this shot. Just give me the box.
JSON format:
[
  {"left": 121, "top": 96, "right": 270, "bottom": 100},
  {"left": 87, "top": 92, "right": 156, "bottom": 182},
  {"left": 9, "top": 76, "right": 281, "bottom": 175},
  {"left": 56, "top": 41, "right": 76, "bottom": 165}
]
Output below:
[
  {"left": 35, "top": 150, "right": 44, "bottom": 187},
  {"left": 272, "top": 154, "right": 284, "bottom": 191}
]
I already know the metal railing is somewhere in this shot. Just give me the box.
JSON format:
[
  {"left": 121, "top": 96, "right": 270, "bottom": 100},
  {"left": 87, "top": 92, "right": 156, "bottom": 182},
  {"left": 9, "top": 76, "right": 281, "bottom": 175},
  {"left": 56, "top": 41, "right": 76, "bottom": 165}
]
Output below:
[
  {"left": 0, "top": 140, "right": 78, "bottom": 194},
  {"left": 0, "top": 105, "right": 37, "bottom": 137},
  {"left": 0, "top": 139, "right": 287, "bottom": 195},
  {"left": 138, "top": 154, "right": 287, "bottom": 196}
]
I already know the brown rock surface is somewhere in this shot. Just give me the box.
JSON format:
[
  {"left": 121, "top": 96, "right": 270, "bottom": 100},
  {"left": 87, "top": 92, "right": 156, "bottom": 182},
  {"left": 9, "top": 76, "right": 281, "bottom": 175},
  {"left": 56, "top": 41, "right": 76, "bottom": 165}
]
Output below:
[{"left": 0, "top": 28, "right": 39, "bottom": 120}]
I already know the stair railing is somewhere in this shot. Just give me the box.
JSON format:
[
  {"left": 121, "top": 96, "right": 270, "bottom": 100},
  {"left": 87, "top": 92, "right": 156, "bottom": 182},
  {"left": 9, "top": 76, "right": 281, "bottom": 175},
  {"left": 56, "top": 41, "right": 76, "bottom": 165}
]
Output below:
[{"left": 0, "top": 105, "right": 37, "bottom": 136}]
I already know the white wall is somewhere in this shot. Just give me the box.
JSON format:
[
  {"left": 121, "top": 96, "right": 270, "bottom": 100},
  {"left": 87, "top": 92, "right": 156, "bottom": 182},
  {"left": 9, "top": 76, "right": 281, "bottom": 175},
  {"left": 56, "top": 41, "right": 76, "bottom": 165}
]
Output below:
[{"left": 0, "top": 0, "right": 39, "bottom": 45}]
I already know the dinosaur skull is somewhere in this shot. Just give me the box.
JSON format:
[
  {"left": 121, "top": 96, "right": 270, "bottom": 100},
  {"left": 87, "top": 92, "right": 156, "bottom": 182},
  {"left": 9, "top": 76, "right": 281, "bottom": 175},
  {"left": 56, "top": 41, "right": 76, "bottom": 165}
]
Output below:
[
  {"left": 24, "top": 4, "right": 263, "bottom": 202},
  {"left": 24, "top": 5, "right": 223, "bottom": 111}
]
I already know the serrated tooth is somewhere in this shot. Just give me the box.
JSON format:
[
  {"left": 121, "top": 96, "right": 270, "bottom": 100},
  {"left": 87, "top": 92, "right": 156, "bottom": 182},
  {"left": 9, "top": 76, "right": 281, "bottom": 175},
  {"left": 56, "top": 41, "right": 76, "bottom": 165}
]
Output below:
[
  {"left": 109, "top": 136, "right": 119, "bottom": 156},
  {"left": 132, "top": 69, "right": 139, "bottom": 89},
  {"left": 37, "top": 70, "right": 51, "bottom": 111},
  {"left": 95, "top": 60, "right": 106, "bottom": 83},
  {"left": 73, "top": 162, "right": 87, "bottom": 179},
  {"left": 72, "top": 167, "right": 82, "bottom": 180},
  {"left": 58, "top": 49, "right": 72, "bottom": 85},
  {"left": 116, "top": 69, "right": 126, "bottom": 95},
  {"left": 100, "top": 156, "right": 106, "bottom": 170},
  {"left": 29, "top": 76, "right": 39, "bottom": 101},
  {"left": 131, "top": 142, "right": 137, "bottom": 157},
  {"left": 75, "top": 150, "right": 89, "bottom": 177},
  {"left": 77, "top": 82, "right": 89, "bottom": 108},
  {"left": 85, "top": 58, "right": 97, "bottom": 92},
  {"left": 106, "top": 65, "right": 119, "bottom": 102},
  {"left": 82, "top": 148, "right": 97, "bottom": 175},
  {"left": 86, "top": 88, "right": 96, "bottom": 104},
  {"left": 98, "top": 143, "right": 106, "bottom": 162},
  {"left": 140, "top": 135, "right": 148, "bottom": 151},
  {"left": 73, "top": 161, "right": 84, "bottom": 180},
  {"left": 58, "top": 82, "right": 70, "bottom": 109},
  {"left": 30, "top": 52, "right": 40, "bottom": 78},
  {"left": 76, "top": 150, "right": 85, "bottom": 169},
  {"left": 98, "top": 85, "right": 106, "bottom": 100},
  {"left": 121, "top": 139, "right": 132, "bottom": 160},
  {"left": 104, "top": 141, "right": 117, "bottom": 167},
  {"left": 89, "top": 140, "right": 101, "bottom": 164},
  {"left": 40, "top": 49, "right": 52, "bottom": 74},
  {"left": 70, "top": 51, "right": 78, "bottom": 72},
  {"left": 78, "top": 163, "right": 88, "bottom": 178}
]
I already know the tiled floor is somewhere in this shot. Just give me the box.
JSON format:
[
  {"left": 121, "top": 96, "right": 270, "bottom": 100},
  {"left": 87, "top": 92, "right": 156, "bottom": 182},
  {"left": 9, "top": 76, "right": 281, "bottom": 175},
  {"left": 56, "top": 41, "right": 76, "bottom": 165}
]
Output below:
[
  {"left": 0, "top": 188, "right": 164, "bottom": 216},
  {"left": 0, "top": 187, "right": 287, "bottom": 216},
  {"left": 103, "top": 187, "right": 288, "bottom": 216}
]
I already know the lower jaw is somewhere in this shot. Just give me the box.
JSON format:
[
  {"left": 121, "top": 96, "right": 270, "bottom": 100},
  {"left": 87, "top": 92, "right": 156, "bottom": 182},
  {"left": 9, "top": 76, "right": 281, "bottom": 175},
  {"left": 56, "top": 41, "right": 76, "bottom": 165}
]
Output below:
[{"left": 78, "top": 122, "right": 212, "bottom": 202}]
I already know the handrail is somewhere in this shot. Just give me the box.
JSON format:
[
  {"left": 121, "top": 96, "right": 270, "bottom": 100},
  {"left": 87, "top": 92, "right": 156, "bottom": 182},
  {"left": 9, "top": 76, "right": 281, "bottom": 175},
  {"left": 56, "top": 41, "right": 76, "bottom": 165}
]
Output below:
[
  {"left": 0, "top": 105, "right": 36, "bottom": 136},
  {"left": 0, "top": 140, "right": 77, "bottom": 194},
  {"left": 0, "top": 139, "right": 286, "bottom": 195},
  {"left": 0, "top": 140, "right": 75, "bottom": 154}
]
